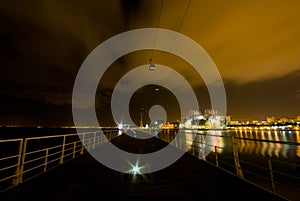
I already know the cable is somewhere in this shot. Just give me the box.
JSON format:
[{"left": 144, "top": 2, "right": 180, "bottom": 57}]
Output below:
[
  {"left": 150, "top": 0, "right": 164, "bottom": 62},
  {"left": 164, "top": 0, "right": 192, "bottom": 65},
  {"left": 178, "top": 0, "right": 192, "bottom": 33}
]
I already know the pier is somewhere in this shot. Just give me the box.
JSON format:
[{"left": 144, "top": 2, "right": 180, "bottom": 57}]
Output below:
[{"left": 0, "top": 130, "right": 292, "bottom": 201}]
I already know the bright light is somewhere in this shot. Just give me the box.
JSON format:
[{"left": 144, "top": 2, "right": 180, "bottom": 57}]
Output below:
[
  {"left": 130, "top": 162, "right": 142, "bottom": 175},
  {"left": 117, "top": 122, "right": 127, "bottom": 130}
]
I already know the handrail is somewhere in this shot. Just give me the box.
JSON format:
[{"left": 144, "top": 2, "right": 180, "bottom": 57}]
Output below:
[
  {"left": 0, "top": 138, "right": 23, "bottom": 192},
  {"left": 0, "top": 138, "right": 23, "bottom": 143},
  {"left": 0, "top": 129, "right": 119, "bottom": 193},
  {"left": 25, "top": 144, "right": 63, "bottom": 155},
  {"left": 0, "top": 155, "right": 19, "bottom": 162},
  {"left": 25, "top": 133, "right": 79, "bottom": 140},
  {"left": 0, "top": 164, "right": 19, "bottom": 172}
]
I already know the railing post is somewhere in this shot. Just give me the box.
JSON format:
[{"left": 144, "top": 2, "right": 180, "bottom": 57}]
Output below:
[
  {"left": 232, "top": 135, "right": 243, "bottom": 178},
  {"left": 88, "top": 138, "right": 91, "bottom": 151},
  {"left": 73, "top": 142, "right": 76, "bottom": 159},
  {"left": 18, "top": 138, "right": 27, "bottom": 183},
  {"left": 12, "top": 139, "right": 23, "bottom": 186},
  {"left": 215, "top": 146, "right": 219, "bottom": 167},
  {"left": 60, "top": 135, "right": 66, "bottom": 164},
  {"left": 44, "top": 149, "right": 49, "bottom": 172},
  {"left": 268, "top": 159, "right": 276, "bottom": 193},
  {"left": 80, "top": 133, "right": 85, "bottom": 154},
  {"left": 97, "top": 136, "right": 100, "bottom": 146},
  {"left": 93, "top": 132, "right": 96, "bottom": 149},
  {"left": 201, "top": 134, "right": 206, "bottom": 161},
  {"left": 103, "top": 134, "right": 105, "bottom": 144}
]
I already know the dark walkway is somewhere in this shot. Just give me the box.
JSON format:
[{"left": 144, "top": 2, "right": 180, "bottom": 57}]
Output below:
[{"left": 0, "top": 134, "right": 286, "bottom": 201}]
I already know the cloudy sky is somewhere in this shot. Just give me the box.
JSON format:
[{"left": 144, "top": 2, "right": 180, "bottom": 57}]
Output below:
[{"left": 0, "top": 0, "right": 299, "bottom": 126}]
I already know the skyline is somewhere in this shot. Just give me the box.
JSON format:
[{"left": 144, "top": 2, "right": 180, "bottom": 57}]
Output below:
[{"left": 0, "top": 0, "right": 300, "bottom": 126}]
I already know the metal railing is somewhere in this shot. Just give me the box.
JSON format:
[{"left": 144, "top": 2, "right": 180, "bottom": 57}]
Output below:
[
  {"left": 1, "top": 128, "right": 299, "bottom": 200},
  {"left": 0, "top": 138, "right": 23, "bottom": 191},
  {"left": 0, "top": 129, "right": 118, "bottom": 193},
  {"left": 158, "top": 129, "right": 300, "bottom": 201}
]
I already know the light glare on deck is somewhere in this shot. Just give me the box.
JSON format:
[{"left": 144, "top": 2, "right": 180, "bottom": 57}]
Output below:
[{"left": 130, "top": 162, "right": 142, "bottom": 175}]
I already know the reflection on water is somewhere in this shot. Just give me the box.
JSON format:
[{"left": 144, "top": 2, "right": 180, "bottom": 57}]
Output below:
[
  {"left": 177, "top": 129, "right": 300, "bottom": 161},
  {"left": 296, "top": 131, "right": 300, "bottom": 158}
]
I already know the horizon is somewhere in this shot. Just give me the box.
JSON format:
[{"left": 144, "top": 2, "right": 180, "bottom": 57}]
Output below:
[{"left": 1, "top": 113, "right": 299, "bottom": 128}]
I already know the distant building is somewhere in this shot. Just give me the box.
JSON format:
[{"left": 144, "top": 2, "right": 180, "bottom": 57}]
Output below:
[
  {"left": 279, "top": 118, "right": 289, "bottom": 123},
  {"left": 225, "top": 116, "right": 231, "bottom": 125},
  {"left": 296, "top": 116, "right": 300, "bottom": 122},
  {"left": 266, "top": 116, "right": 276, "bottom": 124},
  {"left": 162, "top": 122, "right": 174, "bottom": 129},
  {"left": 180, "top": 109, "right": 226, "bottom": 129},
  {"left": 149, "top": 120, "right": 165, "bottom": 129},
  {"left": 251, "top": 120, "right": 260, "bottom": 125},
  {"left": 170, "top": 121, "right": 180, "bottom": 129},
  {"left": 230, "top": 120, "right": 241, "bottom": 125}
]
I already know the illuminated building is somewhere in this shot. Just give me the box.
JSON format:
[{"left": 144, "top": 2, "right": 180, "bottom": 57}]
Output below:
[
  {"left": 279, "top": 118, "right": 289, "bottom": 123},
  {"left": 266, "top": 116, "right": 276, "bottom": 124},
  {"left": 180, "top": 110, "right": 226, "bottom": 129}
]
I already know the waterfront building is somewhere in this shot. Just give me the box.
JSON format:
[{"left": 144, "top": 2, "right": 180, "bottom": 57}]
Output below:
[
  {"left": 180, "top": 110, "right": 226, "bottom": 129},
  {"left": 279, "top": 118, "right": 289, "bottom": 123},
  {"left": 266, "top": 116, "right": 276, "bottom": 124}
]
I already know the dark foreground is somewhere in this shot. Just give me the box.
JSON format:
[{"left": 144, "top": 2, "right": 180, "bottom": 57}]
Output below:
[{"left": 0, "top": 133, "right": 286, "bottom": 201}]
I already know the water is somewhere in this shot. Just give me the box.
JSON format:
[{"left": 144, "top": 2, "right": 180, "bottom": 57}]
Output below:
[
  {"left": 0, "top": 126, "right": 115, "bottom": 140},
  {"left": 232, "top": 129, "right": 300, "bottom": 160},
  {"left": 0, "top": 127, "right": 77, "bottom": 139},
  {"left": 179, "top": 129, "right": 300, "bottom": 162}
]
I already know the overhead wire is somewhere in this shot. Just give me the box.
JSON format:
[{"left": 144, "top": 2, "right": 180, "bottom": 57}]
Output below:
[
  {"left": 164, "top": 0, "right": 192, "bottom": 65},
  {"left": 177, "top": 0, "right": 192, "bottom": 34},
  {"left": 150, "top": 0, "right": 164, "bottom": 62}
]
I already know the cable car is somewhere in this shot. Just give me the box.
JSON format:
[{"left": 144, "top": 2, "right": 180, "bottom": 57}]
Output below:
[{"left": 149, "top": 59, "right": 155, "bottom": 71}]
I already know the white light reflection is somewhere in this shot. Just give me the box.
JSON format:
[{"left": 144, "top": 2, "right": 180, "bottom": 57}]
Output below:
[
  {"left": 181, "top": 129, "right": 297, "bottom": 161},
  {"left": 274, "top": 131, "right": 282, "bottom": 157},
  {"left": 296, "top": 131, "right": 300, "bottom": 158},
  {"left": 260, "top": 130, "right": 267, "bottom": 157},
  {"left": 208, "top": 130, "right": 224, "bottom": 154}
]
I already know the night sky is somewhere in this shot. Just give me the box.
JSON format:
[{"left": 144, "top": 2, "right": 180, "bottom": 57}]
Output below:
[{"left": 0, "top": 0, "right": 299, "bottom": 126}]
